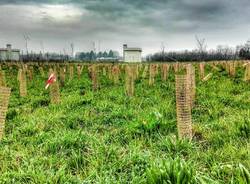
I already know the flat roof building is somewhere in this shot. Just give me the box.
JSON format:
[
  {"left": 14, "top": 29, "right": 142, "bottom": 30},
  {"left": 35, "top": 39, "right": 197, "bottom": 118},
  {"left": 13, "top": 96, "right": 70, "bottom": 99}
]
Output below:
[
  {"left": 123, "top": 44, "right": 142, "bottom": 62},
  {"left": 0, "top": 44, "right": 20, "bottom": 61}
]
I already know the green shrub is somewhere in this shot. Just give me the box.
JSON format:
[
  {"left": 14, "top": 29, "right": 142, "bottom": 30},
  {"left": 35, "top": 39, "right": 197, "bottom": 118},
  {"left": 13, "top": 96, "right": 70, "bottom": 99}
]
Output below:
[
  {"left": 235, "top": 118, "right": 250, "bottom": 139},
  {"left": 146, "top": 158, "right": 196, "bottom": 184}
]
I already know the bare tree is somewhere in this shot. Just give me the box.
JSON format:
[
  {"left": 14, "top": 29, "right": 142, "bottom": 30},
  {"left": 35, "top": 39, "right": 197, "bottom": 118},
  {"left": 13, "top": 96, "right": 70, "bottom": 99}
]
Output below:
[
  {"left": 40, "top": 41, "right": 45, "bottom": 56},
  {"left": 195, "top": 35, "right": 207, "bottom": 61},
  {"left": 23, "top": 34, "right": 30, "bottom": 56}
]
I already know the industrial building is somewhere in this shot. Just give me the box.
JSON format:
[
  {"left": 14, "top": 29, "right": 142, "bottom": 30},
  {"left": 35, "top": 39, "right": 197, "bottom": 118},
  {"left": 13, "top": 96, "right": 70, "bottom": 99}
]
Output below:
[
  {"left": 123, "top": 44, "right": 142, "bottom": 62},
  {"left": 0, "top": 44, "right": 20, "bottom": 61}
]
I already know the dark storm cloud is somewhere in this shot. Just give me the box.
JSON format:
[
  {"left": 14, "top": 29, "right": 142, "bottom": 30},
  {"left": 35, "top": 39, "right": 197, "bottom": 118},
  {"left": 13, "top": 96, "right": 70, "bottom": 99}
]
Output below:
[{"left": 0, "top": 0, "right": 250, "bottom": 54}]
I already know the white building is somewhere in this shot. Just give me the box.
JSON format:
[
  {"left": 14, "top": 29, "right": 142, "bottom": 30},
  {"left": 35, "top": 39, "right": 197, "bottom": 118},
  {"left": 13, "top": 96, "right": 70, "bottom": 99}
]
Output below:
[
  {"left": 0, "top": 44, "right": 20, "bottom": 61},
  {"left": 123, "top": 44, "right": 142, "bottom": 62}
]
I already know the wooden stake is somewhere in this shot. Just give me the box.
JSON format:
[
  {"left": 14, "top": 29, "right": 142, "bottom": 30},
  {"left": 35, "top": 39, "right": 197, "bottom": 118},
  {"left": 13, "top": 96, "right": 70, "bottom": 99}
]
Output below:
[{"left": 202, "top": 73, "right": 213, "bottom": 81}]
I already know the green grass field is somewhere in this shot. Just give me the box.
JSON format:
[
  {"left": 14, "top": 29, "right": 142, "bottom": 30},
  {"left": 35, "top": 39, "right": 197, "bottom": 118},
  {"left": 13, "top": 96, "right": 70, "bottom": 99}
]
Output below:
[{"left": 0, "top": 63, "right": 249, "bottom": 183}]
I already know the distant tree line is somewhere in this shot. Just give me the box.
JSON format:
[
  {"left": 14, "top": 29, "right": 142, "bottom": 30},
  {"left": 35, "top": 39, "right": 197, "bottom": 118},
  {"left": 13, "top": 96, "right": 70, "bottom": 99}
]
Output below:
[
  {"left": 21, "top": 52, "right": 70, "bottom": 62},
  {"left": 146, "top": 49, "right": 237, "bottom": 62},
  {"left": 147, "top": 40, "right": 250, "bottom": 62},
  {"left": 239, "top": 47, "right": 250, "bottom": 60},
  {"left": 76, "top": 50, "right": 118, "bottom": 61},
  {"left": 19, "top": 50, "right": 120, "bottom": 62}
]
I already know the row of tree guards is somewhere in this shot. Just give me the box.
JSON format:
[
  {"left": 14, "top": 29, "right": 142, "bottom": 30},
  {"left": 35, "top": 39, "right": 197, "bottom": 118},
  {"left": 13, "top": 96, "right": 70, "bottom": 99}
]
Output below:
[{"left": 0, "top": 60, "right": 250, "bottom": 140}]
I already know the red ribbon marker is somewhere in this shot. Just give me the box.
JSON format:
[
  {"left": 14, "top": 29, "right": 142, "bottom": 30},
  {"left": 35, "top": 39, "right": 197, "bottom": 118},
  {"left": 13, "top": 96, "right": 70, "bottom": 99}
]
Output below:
[{"left": 45, "top": 73, "right": 56, "bottom": 89}]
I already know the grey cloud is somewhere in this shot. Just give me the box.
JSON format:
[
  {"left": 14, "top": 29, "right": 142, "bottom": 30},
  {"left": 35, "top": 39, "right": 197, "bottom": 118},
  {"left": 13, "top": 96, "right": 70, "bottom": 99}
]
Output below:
[{"left": 0, "top": 0, "right": 250, "bottom": 55}]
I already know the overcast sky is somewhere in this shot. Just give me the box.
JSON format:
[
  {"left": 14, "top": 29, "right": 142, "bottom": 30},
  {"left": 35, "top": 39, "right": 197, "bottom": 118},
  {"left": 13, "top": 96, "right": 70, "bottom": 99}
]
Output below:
[{"left": 0, "top": 0, "right": 249, "bottom": 56}]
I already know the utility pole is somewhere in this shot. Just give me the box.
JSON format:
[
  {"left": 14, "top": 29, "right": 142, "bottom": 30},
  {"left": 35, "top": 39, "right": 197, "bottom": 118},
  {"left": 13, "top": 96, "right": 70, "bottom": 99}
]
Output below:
[
  {"left": 63, "top": 48, "right": 67, "bottom": 61},
  {"left": 40, "top": 41, "right": 45, "bottom": 55},
  {"left": 161, "top": 42, "right": 165, "bottom": 61},
  {"left": 23, "top": 34, "right": 30, "bottom": 55},
  {"left": 23, "top": 34, "right": 30, "bottom": 60},
  {"left": 92, "top": 41, "right": 96, "bottom": 54},
  {"left": 70, "top": 43, "right": 74, "bottom": 60},
  {"left": 98, "top": 40, "right": 101, "bottom": 53},
  {"left": 40, "top": 41, "right": 45, "bottom": 60}
]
